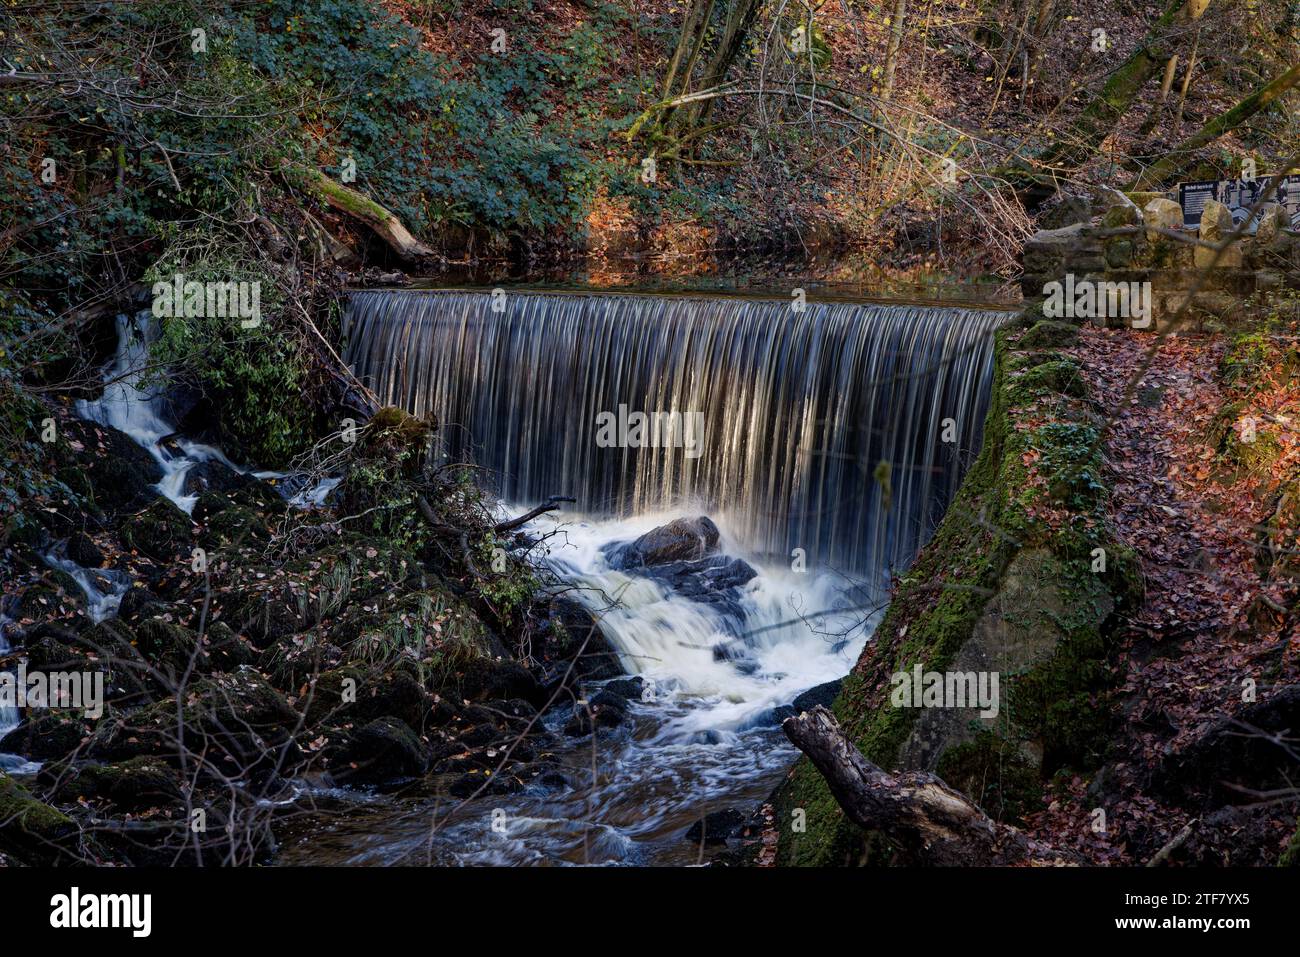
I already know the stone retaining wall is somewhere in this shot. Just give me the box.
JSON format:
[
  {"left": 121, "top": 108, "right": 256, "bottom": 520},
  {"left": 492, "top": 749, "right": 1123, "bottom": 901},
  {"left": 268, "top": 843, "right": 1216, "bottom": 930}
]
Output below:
[{"left": 1021, "top": 196, "right": 1300, "bottom": 331}]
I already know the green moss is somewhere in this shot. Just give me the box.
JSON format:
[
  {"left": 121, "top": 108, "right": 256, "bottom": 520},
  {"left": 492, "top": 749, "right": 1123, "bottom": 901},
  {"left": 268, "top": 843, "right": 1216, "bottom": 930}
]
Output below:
[
  {"left": 775, "top": 315, "right": 1142, "bottom": 866},
  {"left": 1018, "top": 320, "right": 1080, "bottom": 350},
  {"left": 0, "top": 773, "right": 79, "bottom": 864}
]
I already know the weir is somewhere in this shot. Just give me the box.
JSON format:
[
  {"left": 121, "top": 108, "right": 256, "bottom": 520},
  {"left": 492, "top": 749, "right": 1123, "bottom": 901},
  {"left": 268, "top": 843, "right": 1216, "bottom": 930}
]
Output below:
[{"left": 344, "top": 289, "right": 1009, "bottom": 584}]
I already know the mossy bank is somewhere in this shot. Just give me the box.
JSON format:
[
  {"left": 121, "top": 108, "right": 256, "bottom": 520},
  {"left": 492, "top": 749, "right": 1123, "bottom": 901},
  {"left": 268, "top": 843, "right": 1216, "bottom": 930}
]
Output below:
[{"left": 772, "top": 311, "right": 1143, "bottom": 866}]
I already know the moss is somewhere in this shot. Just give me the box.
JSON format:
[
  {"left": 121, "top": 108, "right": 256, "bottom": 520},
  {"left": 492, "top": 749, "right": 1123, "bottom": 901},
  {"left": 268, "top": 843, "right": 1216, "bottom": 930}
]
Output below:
[
  {"left": 936, "top": 731, "right": 1042, "bottom": 822},
  {"left": 775, "top": 315, "right": 1142, "bottom": 866},
  {"left": 0, "top": 772, "right": 80, "bottom": 864},
  {"left": 121, "top": 498, "right": 193, "bottom": 561},
  {"left": 1281, "top": 819, "right": 1300, "bottom": 867},
  {"left": 1018, "top": 320, "right": 1080, "bottom": 350}
]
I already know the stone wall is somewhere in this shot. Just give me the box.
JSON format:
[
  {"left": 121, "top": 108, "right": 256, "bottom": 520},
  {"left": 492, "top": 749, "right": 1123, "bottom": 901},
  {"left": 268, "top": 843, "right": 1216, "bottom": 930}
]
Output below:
[{"left": 1021, "top": 196, "right": 1300, "bottom": 331}]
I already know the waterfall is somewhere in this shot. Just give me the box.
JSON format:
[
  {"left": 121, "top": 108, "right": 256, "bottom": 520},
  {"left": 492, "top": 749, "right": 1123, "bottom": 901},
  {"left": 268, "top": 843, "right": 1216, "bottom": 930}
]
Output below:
[{"left": 343, "top": 289, "right": 1008, "bottom": 585}]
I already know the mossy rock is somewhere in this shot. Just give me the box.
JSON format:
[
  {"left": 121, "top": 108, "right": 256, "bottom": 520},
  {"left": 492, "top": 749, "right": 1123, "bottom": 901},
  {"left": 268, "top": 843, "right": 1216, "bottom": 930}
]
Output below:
[
  {"left": 88, "top": 670, "right": 303, "bottom": 774},
  {"left": 0, "top": 711, "right": 96, "bottom": 761},
  {"left": 0, "top": 773, "right": 80, "bottom": 865},
  {"left": 774, "top": 329, "right": 1140, "bottom": 865},
  {"left": 121, "top": 498, "right": 193, "bottom": 562},
  {"left": 47, "top": 756, "right": 180, "bottom": 811},
  {"left": 62, "top": 419, "right": 163, "bottom": 515},
  {"left": 1018, "top": 320, "right": 1080, "bottom": 350}
]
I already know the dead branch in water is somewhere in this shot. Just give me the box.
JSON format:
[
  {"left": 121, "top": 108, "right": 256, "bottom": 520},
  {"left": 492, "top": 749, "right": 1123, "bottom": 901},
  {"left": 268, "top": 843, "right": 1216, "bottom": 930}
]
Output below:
[{"left": 782, "top": 705, "right": 1075, "bottom": 865}]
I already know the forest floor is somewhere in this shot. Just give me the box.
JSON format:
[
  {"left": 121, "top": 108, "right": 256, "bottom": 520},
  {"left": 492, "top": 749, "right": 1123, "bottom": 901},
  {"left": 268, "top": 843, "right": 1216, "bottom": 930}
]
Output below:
[{"left": 1025, "top": 325, "right": 1300, "bottom": 864}]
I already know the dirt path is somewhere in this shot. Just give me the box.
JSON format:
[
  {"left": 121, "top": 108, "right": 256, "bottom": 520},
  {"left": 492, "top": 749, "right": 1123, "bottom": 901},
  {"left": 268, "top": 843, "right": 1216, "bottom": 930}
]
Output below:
[{"left": 1026, "top": 327, "right": 1297, "bottom": 863}]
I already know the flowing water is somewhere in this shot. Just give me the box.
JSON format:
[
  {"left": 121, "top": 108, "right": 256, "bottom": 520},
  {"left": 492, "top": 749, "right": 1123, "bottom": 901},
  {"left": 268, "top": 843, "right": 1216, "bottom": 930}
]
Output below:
[{"left": 273, "top": 289, "right": 1009, "bottom": 865}]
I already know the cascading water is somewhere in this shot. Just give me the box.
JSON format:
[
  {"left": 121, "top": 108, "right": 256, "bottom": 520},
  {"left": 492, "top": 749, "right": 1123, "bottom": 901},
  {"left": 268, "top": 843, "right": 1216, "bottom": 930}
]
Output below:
[
  {"left": 344, "top": 290, "right": 1005, "bottom": 581},
  {"left": 278, "top": 288, "right": 1010, "bottom": 865},
  {"left": 0, "top": 601, "right": 39, "bottom": 775}
]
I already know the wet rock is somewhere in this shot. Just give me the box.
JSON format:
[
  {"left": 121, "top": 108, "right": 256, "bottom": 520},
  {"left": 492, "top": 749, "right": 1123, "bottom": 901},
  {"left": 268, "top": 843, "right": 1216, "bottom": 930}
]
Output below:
[
  {"left": 46, "top": 756, "right": 180, "bottom": 811},
  {"left": 67, "top": 532, "right": 104, "bottom": 568},
  {"left": 540, "top": 596, "right": 623, "bottom": 682},
  {"left": 792, "top": 679, "right": 842, "bottom": 714},
  {"left": 607, "top": 516, "right": 720, "bottom": 567},
  {"left": 0, "top": 773, "right": 81, "bottom": 865},
  {"left": 183, "top": 460, "right": 249, "bottom": 497},
  {"left": 0, "top": 712, "right": 95, "bottom": 761},
  {"left": 67, "top": 421, "right": 163, "bottom": 515},
  {"left": 331, "top": 716, "right": 429, "bottom": 785},
  {"left": 636, "top": 555, "right": 758, "bottom": 619},
  {"left": 602, "top": 676, "right": 645, "bottom": 701},
  {"left": 563, "top": 694, "right": 626, "bottom": 736},
  {"left": 684, "top": 808, "right": 747, "bottom": 845},
  {"left": 121, "top": 498, "right": 193, "bottom": 563}
]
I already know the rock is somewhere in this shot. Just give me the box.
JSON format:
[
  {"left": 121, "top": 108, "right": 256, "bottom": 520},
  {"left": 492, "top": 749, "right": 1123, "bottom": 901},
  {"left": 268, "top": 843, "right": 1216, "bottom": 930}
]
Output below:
[
  {"left": 331, "top": 716, "right": 429, "bottom": 785},
  {"left": 1196, "top": 198, "right": 1242, "bottom": 268},
  {"left": 182, "top": 460, "right": 249, "bottom": 497},
  {"left": 602, "top": 676, "right": 645, "bottom": 700},
  {"left": 1019, "top": 320, "right": 1080, "bottom": 349},
  {"left": 633, "top": 554, "right": 759, "bottom": 618},
  {"left": 1151, "top": 683, "right": 1300, "bottom": 810},
  {"left": 67, "top": 532, "right": 104, "bottom": 568},
  {"left": 563, "top": 694, "right": 626, "bottom": 736},
  {"left": 117, "top": 586, "right": 167, "bottom": 624},
  {"left": 1256, "top": 203, "right": 1289, "bottom": 247},
  {"left": 46, "top": 757, "right": 180, "bottom": 811},
  {"left": 1143, "top": 197, "right": 1184, "bottom": 243},
  {"left": 0, "top": 773, "right": 80, "bottom": 865},
  {"left": 0, "top": 712, "right": 95, "bottom": 761},
  {"left": 121, "top": 498, "right": 193, "bottom": 563},
  {"left": 684, "top": 808, "right": 747, "bottom": 844},
  {"left": 541, "top": 596, "right": 623, "bottom": 681},
  {"left": 67, "top": 421, "right": 163, "bottom": 515},
  {"left": 792, "top": 679, "right": 842, "bottom": 714},
  {"left": 89, "top": 669, "right": 303, "bottom": 775},
  {"left": 607, "top": 516, "right": 720, "bottom": 567}
]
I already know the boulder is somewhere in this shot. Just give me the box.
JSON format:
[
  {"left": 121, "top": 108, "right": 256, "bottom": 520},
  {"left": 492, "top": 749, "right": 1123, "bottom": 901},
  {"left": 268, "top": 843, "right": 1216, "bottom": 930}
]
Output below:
[
  {"left": 792, "top": 678, "right": 843, "bottom": 714},
  {"left": 46, "top": 756, "right": 180, "bottom": 811},
  {"left": 684, "top": 808, "right": 747, "bottom": 845},
  {"left": 121, "top": 498, "right": 193, "bottom": 563},
  {"left": 1196, "top": 198, "right": 1242, "bottom": 268},
  {"left": 182, "top": 460, "right": 250, "bottom": 497},
  {"left": 607, "top": 516, "right": 720, "bottom": 567},
  {"left": 0, "top": 773, "right": 80, "bottom": 865},
  {"left": 1143, "top": 197, "right": 1183, "bottom": 243},
  {"left": 602, "top": 676, "right": 645, "bottom": 701},
  {"left": 330, "top": 716, "right": 429, "bottom": 785},
  {"left": 66, "top": 532, "right": 104, "bottom": 568}
]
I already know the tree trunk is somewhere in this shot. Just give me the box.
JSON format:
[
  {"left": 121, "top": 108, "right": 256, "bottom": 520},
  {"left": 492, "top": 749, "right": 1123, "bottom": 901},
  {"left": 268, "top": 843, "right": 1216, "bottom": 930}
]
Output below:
[
  {"left": 782, "top": 706, "right": 1074, "bottom": 865},
  {"left": 1017, "top": 0, "right": 1212, "bottom": 199},
  {"left": 1129, "top": 61, "right": 1300, "bottom": 190},
  {"left": 291, "top": 165, "right": 434, "bottom": 262},
  {"left": 880, "top": 0, "right": 910, "bottom": 103}
]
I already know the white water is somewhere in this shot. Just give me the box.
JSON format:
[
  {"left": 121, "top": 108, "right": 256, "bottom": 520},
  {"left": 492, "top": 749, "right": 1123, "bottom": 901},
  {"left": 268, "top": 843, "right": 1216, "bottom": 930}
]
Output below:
[
  {"left": 75, "top": 312, "right": 245, "bottom": 514},
  {"left": 42, "top": 545, "right": 132, "bottom": 624},
  {"left": 533, "top": 509, "right": 871, "bottom": 738},
  {"left": 281, "top": 507, "right": 874, "bottom": 865},
  {"left": 0, "top": 607, "right": 41, "bottom": 775}
]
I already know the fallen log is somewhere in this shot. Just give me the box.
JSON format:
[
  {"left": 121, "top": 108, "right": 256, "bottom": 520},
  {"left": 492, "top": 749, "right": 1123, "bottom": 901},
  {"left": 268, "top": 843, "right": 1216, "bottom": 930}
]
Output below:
[
  {"left": 287, "top": 163, "right": 434, "bottom": 263},
  {"left": 782, "top": 705, "right": 1073, "bottom": 865},
  {"left": 494, "top": 496, "right": 576, "bottom": 535}
]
